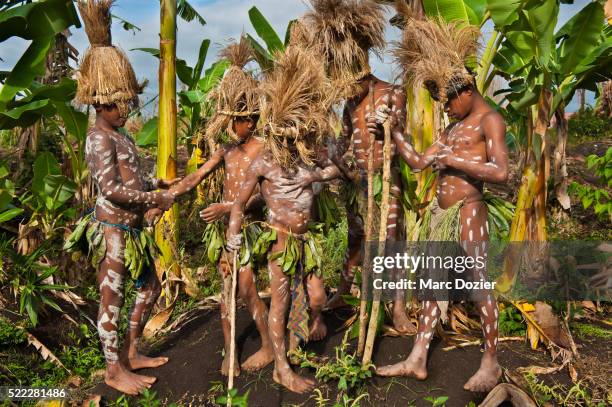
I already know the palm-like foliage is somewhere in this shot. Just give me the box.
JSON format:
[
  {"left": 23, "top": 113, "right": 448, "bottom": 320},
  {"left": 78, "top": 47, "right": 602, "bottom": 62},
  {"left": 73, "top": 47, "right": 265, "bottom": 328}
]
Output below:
[{"left": 1, "top": 240, "right": 69, "bottom": 326}]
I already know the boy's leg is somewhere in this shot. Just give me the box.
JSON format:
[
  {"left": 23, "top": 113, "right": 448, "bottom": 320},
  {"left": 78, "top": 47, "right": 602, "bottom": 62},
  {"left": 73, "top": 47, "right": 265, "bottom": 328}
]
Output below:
[
  {"left": 307, "top": 273, "right": 327, "bottom": 341},
  {"left": 238, "top": 264, "right": 274, "bottom": 371},
  {"left": 269, "top": 234, "right": 315, "bottom": 394},
  {"left": 388, "top": 181, "right": 416, "bottom": 334},
  {"left": 460, "top": 202, "right": 501, "bottom": 392},
  {"left": 121, "top": 267, "right": 168, "bottom": 370},
  {"left": 98, "top": 227, "right": 156, "bottom": 395},
  {"left": 218, "top": 257, "right": 240, "bottom": 377},
  {"left": 376, "top": 300, "right": 438, "bottom": 379}
]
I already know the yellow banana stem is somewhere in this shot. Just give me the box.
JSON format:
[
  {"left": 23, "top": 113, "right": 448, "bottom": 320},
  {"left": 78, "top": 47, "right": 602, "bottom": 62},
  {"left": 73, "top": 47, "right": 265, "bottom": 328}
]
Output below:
[{"left": 155, "top": 0, "right": 179, "bottom": 302}]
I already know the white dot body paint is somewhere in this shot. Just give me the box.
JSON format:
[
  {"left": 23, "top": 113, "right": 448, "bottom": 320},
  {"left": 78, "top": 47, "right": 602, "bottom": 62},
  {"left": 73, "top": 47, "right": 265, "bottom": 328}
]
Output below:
[{"left": 481, "top": 306, "right": 488, "bottom": 317}]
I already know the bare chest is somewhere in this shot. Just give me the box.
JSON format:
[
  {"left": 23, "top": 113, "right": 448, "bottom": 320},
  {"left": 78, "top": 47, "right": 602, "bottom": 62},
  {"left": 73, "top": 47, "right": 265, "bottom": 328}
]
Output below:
[
  {"left": 348, "top": 92, "right": 396, "bottom": 167},
  {"left": 446, "top": 122, "right": 486, "bottom": 160},
  {"left": 111, "top": 133, "right": 144, "bottom": 187}
]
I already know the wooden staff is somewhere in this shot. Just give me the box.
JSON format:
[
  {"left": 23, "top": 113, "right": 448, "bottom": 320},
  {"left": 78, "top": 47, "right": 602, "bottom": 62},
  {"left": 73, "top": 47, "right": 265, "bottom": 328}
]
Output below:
[
  {"left": 357, "top": 81, "right": 377, "bottom": 357},
  {"left": 227, "top": 250, "right": 238, "bottom": 406},
  {"left": 363, "top": 110, "right": 393, "bottom": 365}
]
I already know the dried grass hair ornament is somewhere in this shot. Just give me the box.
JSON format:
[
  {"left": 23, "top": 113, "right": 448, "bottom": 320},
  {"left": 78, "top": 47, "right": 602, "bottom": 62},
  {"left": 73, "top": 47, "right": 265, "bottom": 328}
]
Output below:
[
  {"left": 75, "top": 0, "right": 146, "bottom": 117},
  {"left": 392, "top": 1, "right": 480, "bottom": 103},
  {"left": 205, "top": 35, "right": 260, "bottom": 143},
  {"left": 303, "top": 0, "right": 386, "bottom": 99},
  {"left": 259, "top": 45, "right": 333, "bottom": 169}
]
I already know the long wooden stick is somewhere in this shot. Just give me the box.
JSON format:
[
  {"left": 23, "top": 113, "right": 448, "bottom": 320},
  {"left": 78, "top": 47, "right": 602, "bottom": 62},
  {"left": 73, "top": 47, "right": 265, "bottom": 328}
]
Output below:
[
  {"left": 363, "top": 116, "right": 392, "bottom": 365},
  {"left": 227, "top": 251, "right": 238, "bottom": 406},
  {"left": 357, "top": 81, "right": 377, "bottom": 357}
]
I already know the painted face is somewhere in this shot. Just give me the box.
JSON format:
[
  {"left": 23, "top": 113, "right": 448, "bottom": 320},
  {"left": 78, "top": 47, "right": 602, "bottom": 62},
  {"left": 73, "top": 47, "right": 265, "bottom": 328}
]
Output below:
[
  {"left": 232, "top": 117, "right": 255, "bottom": 141},
  {"left": 444, "top": 89, "right": 473, "bottom": 120},
  {"left": 98, "top": 104, "right": 128, "bottom": 128}
]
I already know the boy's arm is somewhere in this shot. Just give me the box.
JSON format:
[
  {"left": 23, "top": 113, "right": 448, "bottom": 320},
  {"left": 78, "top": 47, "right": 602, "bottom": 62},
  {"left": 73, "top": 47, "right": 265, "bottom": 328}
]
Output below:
[
  {"left": 245, "top": 187, "right": 265, "bottom": 212},
  {"left": 89, "top": 131, "right": 174, "bottom": 209},
  {"left": 436, "top": 112, "right": 509, "bottom": 183},
  {"left": 226, "top": 160, "right": 263, "bottom": 250},
  {"left": 328, "top": 107, "right": 359, "bottom": 182},
  {"left": 170, "top": 147, "right": 225, "bottom": 197},
  {"left": 200, "top": 186, "right": 264, "bottom": 223},
  {"left": 390, "top": 89, "right": 441, "bottom": 171}
]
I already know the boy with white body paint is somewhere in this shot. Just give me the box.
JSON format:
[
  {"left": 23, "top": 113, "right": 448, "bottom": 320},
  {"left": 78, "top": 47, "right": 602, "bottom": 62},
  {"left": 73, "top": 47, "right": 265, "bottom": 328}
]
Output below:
[
  {"left": 302, "top": 0, "right": 416, "bottom": 334},
  {"left": 168, "top": 37, "right": 273, "bottom": 377},
  {"left": 226, "top": 45, "right": 339, "bottom": 394},
  {"left": 68, "top": 0, "right": 179, "bottom": 395},
  {"left": 374, "top": 12, "right": 508, "bottom": 392}
]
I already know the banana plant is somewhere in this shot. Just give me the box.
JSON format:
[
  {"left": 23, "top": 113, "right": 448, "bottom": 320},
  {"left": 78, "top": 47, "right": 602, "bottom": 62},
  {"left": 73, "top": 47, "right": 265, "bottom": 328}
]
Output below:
[
  {"left": 490, "top": 0, "right": 611, "bottom": 240},
  {"left": 134, "top": 41, "right": 229, "bottom": 149},
  {"left": 247, "top": 6, "right": 296, "bottom": 71},
  {"left": 15, "top": 152, "right": 77, "bottom": 239},
  {"left": 2, "top": 239, "right": 69, "bottom": 326},
  {"left": 0, "top": 163, "right": 23, "bottom": 225},
  {"left": 0, "top": 0, "right": 81, "bottom": 107}
]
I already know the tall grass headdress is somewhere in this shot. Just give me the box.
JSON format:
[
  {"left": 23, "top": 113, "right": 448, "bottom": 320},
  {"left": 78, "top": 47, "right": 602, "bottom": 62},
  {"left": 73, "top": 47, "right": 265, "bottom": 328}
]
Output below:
[
  {"left": 75, "top": 0, "right": 145, "bottom": 117},
  {"left": 303, "top": 0, "right": 386, "bottom": 99},
  {"left": 260, "top": 45, "right": 332, "bottom": 170},
  {"left": 205, "top": 36, "right": 260, "bottom": 143},
  {"left": 392, "top": 4, "right": 480, "bottom": 104}
]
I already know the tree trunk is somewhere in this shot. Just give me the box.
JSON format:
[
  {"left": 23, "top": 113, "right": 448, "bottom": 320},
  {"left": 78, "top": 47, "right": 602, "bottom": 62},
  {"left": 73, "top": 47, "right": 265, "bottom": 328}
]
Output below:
[
  {"left": 532, "top": 88, "right": 552, "bottom": 242},
  {"left": 406, "top": 86, "right": 436, "bottom": 209},
  {"left": 499, "top": 89, "right": 552, "bottom": 291},
  {"left": 156, "top": 0, "right": 180, "bottom": 303},
  {"left": 553, "top": 104, "right": 570, "bottom": 210},
  {"left": 577, "top": 89, "right": 586, "bottom": 114}
]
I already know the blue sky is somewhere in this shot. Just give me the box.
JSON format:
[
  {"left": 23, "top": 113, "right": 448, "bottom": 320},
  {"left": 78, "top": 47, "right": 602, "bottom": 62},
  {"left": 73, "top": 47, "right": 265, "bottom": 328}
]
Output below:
[{"left": 0, "top": 0, "right": 597, "bottom": 114}]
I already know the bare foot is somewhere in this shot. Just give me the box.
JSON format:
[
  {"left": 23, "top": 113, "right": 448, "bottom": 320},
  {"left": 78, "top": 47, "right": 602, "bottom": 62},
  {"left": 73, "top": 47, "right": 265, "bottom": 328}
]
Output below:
[
  {"left": 123, "top": 352, "right": 169, "bottom": 370},
  {"left": 273, "top": 367, "right": 315, "bottom": 394},
  {"left": 105, "top": 363, "right": 156, "bottom": 396},
  {"left": 375, "top": 354, "right": 427, "bottom": 380},
  {"left": 221, "top": 353, "right": 240, "bottom": 377},
  {"left": 241, "top": 347, "right": 274, "bottom": 371},
  {"left": 463, "top": 354, "right": 502, "bottom": 392},
  {"left": 392, "top": 306, "right": 417, "bottom": 335},
  {"left": 308, "top": 314, "right": 327, "bottom": 342}
]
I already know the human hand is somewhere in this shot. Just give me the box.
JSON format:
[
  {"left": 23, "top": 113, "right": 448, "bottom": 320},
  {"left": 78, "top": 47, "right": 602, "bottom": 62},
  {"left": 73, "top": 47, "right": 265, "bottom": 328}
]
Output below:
[
  {"left": 226, "top": 233, "right": 243, "bottom": 253},
  {"left": 154, "top": 190, "right": 175, "bottom": 211},
  {"left": 144, "top": 207, "right": 163, "bottom": 226},
  {"left": 200, "top": 202, "right": 231, "bottom": 223},
  {"left": 277, "top": 171, "right": 320, "bottom": 196},
  {"left": 433, "top": 147, "right": 454, "bottom": 171},
  {"left": 366, "top": 105, "right": 391, "bottom": 138}
]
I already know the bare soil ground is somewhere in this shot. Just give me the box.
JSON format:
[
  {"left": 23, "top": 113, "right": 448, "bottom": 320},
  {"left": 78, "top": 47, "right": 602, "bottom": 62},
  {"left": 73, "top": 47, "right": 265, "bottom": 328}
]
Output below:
[{"left": 80, "top": 303, "right": 597, "bottom": 407}]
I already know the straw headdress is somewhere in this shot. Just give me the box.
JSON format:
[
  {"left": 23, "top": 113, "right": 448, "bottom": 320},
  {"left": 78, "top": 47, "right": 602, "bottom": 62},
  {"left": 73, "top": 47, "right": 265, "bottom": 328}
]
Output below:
[
  {"left": 392, "top": 4, "right": 480, "bottom": 103},
  {"left": 303, "top": 0, "right": 386, "bottom": 99},
  {"left": 75, "top": 0, "right": 144, "bottom": 116},
  {"left": 259, "top": 45, "right": 332, "bottom": 169},
  {"left": 204, "top": 36, "right": 260, "bottom": 143}
]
